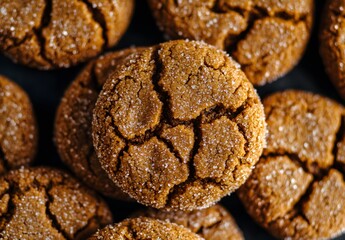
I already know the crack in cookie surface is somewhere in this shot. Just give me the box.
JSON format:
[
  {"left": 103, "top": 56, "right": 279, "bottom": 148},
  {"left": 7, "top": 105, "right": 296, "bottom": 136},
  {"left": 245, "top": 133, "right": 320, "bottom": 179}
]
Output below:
[
  {"left": 147, "top": 0, "right": 313, "bottom": 85},
  {"left": 238, "top": 90, "right": 345, "bottom": 240},
  {"left": 133, "top": 204, "right": 244, "bottom": 240},
  {"left": 320, "top": 0, "right": 345, "bottom": 100},
  {"left": 54, "top": 49, "right": 141, "bottom": 199},
  {"left": 0, "top": 0, "right": 133, "bottom": 69},
  {"left": 92, "top": 40, "right": 266, "bottom": 210},
  {"left": 88, "top": 217, "right": 203, "bottom": 240},
  {"left": 0, "top": 167, "right": 112, "bottom": 240}
]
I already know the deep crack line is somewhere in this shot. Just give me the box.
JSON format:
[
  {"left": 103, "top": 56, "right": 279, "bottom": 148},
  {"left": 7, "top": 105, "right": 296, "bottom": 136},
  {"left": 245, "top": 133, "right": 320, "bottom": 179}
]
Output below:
[
  {"left": 333, "top": 115, "right": 345, "bottom": 166},
  {"left": 73, "top": 199, "right": 102, "bottom": 239},
  {"left": 34, "top": 0, "right": 54, "bottom": 66},
  {"left": 0, "top": 185, "right": 15, "bottom": 233},
  {"left": 0, "top": 145, "right": 9, "bottom": 172},
  {"left": 45, "top": 184, "right": 70, "bottom": 239},
  {"left": 79, "top": 0, "right": 109, "bottom": 50},
  {"left": 156, "top": 136, "right": 184, "bottom": 164}
]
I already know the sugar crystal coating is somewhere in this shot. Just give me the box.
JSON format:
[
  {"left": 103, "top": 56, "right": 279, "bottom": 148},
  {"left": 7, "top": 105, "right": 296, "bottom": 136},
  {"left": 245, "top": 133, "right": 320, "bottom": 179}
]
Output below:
[
  {"left": 0, "top": 167, "right": 112, "bottom": 240},
  {"left": 238, "top": 90, "right": 345, "bottom": 239},
  {"left": 93, "top": 40, "right": 266, "bottom": 211},
  {"left": 134, "top": 204, "right": 244, "bottom": 240},
  {"left": 0, "top": 0, "right": 134, "bottom": 69},
  {"left": 88, "top": 217, "right": 203, "bottom": 240},
  {"left": 320, "top": 0, "right": 345, "bottom": 100},
  {"left": 55, "top": 48, "right": 143, "bottom": 199},
  {"left": 147, "top": 0, "right": 313, "bottom": 85},
  {"left": 0, "top": 76, "right": 37, "bottom": 175}
]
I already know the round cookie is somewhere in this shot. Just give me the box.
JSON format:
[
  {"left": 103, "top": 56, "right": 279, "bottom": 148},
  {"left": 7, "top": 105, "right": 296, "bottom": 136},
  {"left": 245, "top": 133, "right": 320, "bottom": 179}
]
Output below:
[
  {"left": 134, "top": 204, "right": 244, "bottom": 240},
  {"left": 0, "top": 167, "right": 112, "bottom": 239},
  {"left": 92, "top": 40, "right": 266, "bottom": 211},
  {"left": 238, "top": 90, "right": 345, "bottom": 239},
  {"left": 0, "top": 76, "right": 37, "bottom": 175},
  {"left": 147, "top": 0, "right": 314, "bottom": 85},
  {"left": 55, "top": 48, "right": 142, "bottom": 199},
  {"left": 0, "top": 0, "right": 134, "bottom": 69},
  {"left": 320, "top": 0, "right": 345, "bottom": 100},
  {"left": 88, "top": 217, "right": 203, "bottom": 240}
]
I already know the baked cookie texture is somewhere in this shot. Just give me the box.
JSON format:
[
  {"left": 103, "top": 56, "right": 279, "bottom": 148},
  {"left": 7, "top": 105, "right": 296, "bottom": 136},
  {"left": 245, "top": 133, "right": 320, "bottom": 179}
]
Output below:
[
  {"left": 55, "top": 48, "right": 142, "bottom": 199},
  {"left": 320, "top": 0, "right": 345, "bottom": 100},
  {"left": 92, "top": 40, "right": 266, "bottom": 211},
  {"left": 0, "top": 76, "right": 37, "bottom": 175},
  {"left": 0, "top": 0, "right": 134, "bottom": 69},
  {"left": 0, "top": 167, "right": 112, "bottom": 240},
  {"left": 147, "top": 0, "right": 313, "bottom": 86},
  {"left": 88, "top": 217, "right": 203, "bottom": 240},
  {"left": 134, "top": 204, "right": 244, "bottom": 240},
  {"left": 238, "top": 90, "right": 345, "bottom": 239}
]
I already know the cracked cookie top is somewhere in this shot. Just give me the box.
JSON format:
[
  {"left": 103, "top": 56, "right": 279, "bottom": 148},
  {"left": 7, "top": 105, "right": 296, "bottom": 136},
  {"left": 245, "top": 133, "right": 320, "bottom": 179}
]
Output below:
[
  {"left": 55, "top": 48, "right": 144, "bottom": 199},
  {"left": 238, "top": 90, "right": 345, "bottom": 240},
  {"left": 88, "top": 217, "right": 203, "bottom": 240},
  {"left": 0, "top": 0, "right": 134, "bottom": 69},
  {"left": 92, "top": 40, "right": 266, "bottom": 211},
  {"left": 0, "top": 76, "right": 37, "bottom": 175},
  {"left": 147, "top": 0, "right": 313, "bottom": 85},
  {"left": 133, "top": 204, "right": 244, "bottom": 240},
  {"left": 0, "top": 167, "right": 112, "bottom": 240},
  {"left": 320, "top": 0, "right": 345, "bottom": 100}
]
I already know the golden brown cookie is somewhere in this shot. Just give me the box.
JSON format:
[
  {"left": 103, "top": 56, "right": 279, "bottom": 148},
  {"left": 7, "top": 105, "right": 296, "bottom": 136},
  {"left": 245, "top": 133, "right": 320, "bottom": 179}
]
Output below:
[
  {"left": 0, "top": 76, "right": 37, "bottom": 175},
  {"left": 320, "top": 0, "right": 345, "bottom": 100},
  {"left": 92, "top": 40, "right": 266, "bottom": 211},
  {"left": 147, "top": 0, "right": 314, "bottom": 85},
  {"left": 134, "top": 204, "right": 244, "bottom": 240},
  {"left": 88, "top": 217, "right": 203, "bottom": 240},
  {"left": 0, "top": 0, "right": 134, "bottom": 69},
  {"left": 238, "top": 90, "right": 345, "bottom": 239},
  {"left": 55, "top": 48, "right": 143, "bottom": 199},
  {"left": 0, "top": 167, "right": 112, "bottom": 240}
]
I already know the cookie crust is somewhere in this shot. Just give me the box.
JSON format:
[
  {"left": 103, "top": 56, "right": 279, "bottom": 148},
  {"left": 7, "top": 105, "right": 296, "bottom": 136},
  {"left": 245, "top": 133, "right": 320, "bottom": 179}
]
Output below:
[
  {"left": 0, "top": 0, "right": 134, "bottom": 69},
  {"left": 134, "top": 204, "right": 244, "bottom": 240},
  {"left": 147, "top": 0, "right": 313, "bottom": 85},
  {"left": 0, "top": 167, "right": 112, "bottom": 240},
  {"left": 0, "top": 76, "right": 37, "bottom": 175},
  {"left": 320, "top": 0, "right": 345, "bottom": 100},
  {"left": 88, "top": 217, "right": 203, "bottom": 240},
  {"left": 92, "top": 40, "right": 266, "bottom": 211},
  {"left": 55, "top": 49, "right": 141, "bottom": 199},
  {"left": 238, "top": 90, "right": 345, "bottom": 239}
]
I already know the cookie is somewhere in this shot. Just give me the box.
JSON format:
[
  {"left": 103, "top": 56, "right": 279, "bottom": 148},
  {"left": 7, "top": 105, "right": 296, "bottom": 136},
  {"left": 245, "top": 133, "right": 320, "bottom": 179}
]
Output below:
[
  {"left": 92, "top": 40, "right": 266, "bottom": 211},
  {"left": 0, "top": 0, "right": 134, "bottom": 69},
  {"left": 0, "top": 167, "right": 112, "bottom": 240},
  {"left": 238, "top": 90, "right": 345, "bottom": 239},
  {"left": 55, "top": 48, "right": 142, "bottom": 199},
  {"left": 0, "top": 76, "right": 37, "bottom": 175},
  {"left": 147, "top": 0, "right": 313, "bottom": 86},
  {"left": 320, "top": 0, "right": 345, "bottom": 100},
  {"left": 134, "top": 204, "right": 244, "bottom": 240},
  {"left": 88, "top": 217, "right": 203, "bottom": 240}
]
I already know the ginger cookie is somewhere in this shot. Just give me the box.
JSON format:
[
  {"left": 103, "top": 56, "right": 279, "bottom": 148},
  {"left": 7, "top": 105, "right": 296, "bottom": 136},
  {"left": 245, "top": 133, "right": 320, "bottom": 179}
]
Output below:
[
  {"left": 134, "top": 204, "right": 244, "bottom": 240},
  {"left": 0, "top": 76, "right": 37, "bottom": 175},
  {"left": 88, "top": 217, "right": 203, "bottom": 240},
  {"left": 320, "top": 0, "right": 345, "bottom": 100},
  {"left": 0, "top": 0, "right": 134, "bottom": 69},
  {"left": 147, "top": 0, "right": 314, "bottom": 86},
  {"left": 92, "top": 40, "right": 266, "bottom": 211},
  {"left": 238, "top": 90, "right": 345, "bottom": 239},
  {"left": 0, "top": 167, "right": 112, "bottom": 240},
  {"left": 55, "top": 48, "right": 142, "bottom": 199}
]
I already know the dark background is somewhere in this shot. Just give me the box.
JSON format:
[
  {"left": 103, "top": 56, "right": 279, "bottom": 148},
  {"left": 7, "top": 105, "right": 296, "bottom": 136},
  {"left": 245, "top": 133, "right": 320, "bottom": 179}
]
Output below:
[{"left": 0, "top": 1, "right": 343, "bottom": 239}]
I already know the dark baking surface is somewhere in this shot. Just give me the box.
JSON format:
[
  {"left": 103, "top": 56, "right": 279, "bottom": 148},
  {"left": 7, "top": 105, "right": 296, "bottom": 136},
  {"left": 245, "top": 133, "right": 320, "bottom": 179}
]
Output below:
[{"left": 0, "top": 1, "right": 343, "bottom": 239}]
